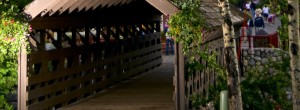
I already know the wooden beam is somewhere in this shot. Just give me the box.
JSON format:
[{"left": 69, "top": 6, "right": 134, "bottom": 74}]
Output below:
[
  {"left": 99, "top": 28, "right": 108, "bottom": 42},
  {"left": 145, "top": 0, "right": 178, "bottom": 15},
  {"left": 48, "top": 0, "right": 69, "bottom": 16},
  {"left": 24, "top": 0, "right": 59, "bottom": 18},
  {"left": 125, "top": 0, "right": 133, "bottom": 5},
  {"left": 30, "top": 15, "right": 162, "bottom": 30},
  {"left": 90, "top": 32, "right": 98, "bottom": 44},
  {"left": 117, "top": 26, "right": 127, "bottom": 39},
  {"left": 92, "top": 0, "right": 106, "bottom": 10},
  {"left": 108, "top": 0, "right": 123, "bottom": 7},
  {"left": 58, "top": 0, "right": 79, "bottom": 15},
  {"left": 39, "top": 0, "right": 61, "bottom": 17},
  {"left": 139, "top": 24, "right": 148, "bottom": 34},
  {"left": 93, "top": 27, "right": 100, "bottom": 44},
  {"left": 119, "top": 0, "right": 130, "bottom": 6},
  {"left": 125, "top": 25, "right": 135, "bottom": 38},
  {"left": 105, "top": 26, "right": 111, "bottom": 41},
  {"left": 71, "top": 29, "right": 77, "bottom": 47},
  {"left": 85, "top": 0, "right": 102, "bottom": 11},
  {"left": 39, "top": 30, "right": 46, "bottom": 51},
  {"left": 78, "top": 0, "right": 94, "bottom": 12},
  {"left": 175, "top": 43, "right": 186, "bottom": 110},
  {"left": 68, "top": 0, "right": 86, "bottom": 13},
  {"left": 44, "top": 30, "right": 62, "bottom": 49},
  {"left": 18, "top": 42, "right": 28, "bottom": 110},
  {"left": 76, "top": 31, "right": 87, "bottom": 46},
  {"left": 99, "top": 0, "right": 112, "bottom": 8},
  {"left": 155, "top": 21, "right": 161, "bottom": 32},
  {"left": 109, "top": 26, "right": 118, "bottom": 40},
  {"left": 149, "top": 22, "right": 155, "bottom": 33},
  {"left": 84, "top": 27, "right": 90, "bottom": 45}
]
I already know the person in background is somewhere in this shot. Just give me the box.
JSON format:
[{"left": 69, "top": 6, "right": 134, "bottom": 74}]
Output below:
[
  {"left": 254, "top": 8, "right": 265, "bottom": 34},
  {"left": 165, "top": 29, "right": 174, "bottom": 55},
  {"left": 250, "top": 1, "right": 256, "bottom": 19},
  {"left": 262, "top": 5, "right": 269, "bottom": 22},
  {"left": 247, "top": 15, "right": 254, "bottom": 36},
  {"left": 268, "top": 12, "right": 275, "bottom": 24},
  {"left": 45, "top": 35, "right": 56, "bottom": 50},
  {"left": 245, "top": 1, "right": 251, "bottom": 11},
  {"left": 163, "top": 21, "right": 169, "bottom": 36}
]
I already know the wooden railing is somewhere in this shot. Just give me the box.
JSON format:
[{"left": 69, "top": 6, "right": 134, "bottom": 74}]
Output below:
[
  {"left": 246, "top": 32, "right": 279, "bottom": 48},
  {"left": 24, "top": 32, "right": 162, "bottom": 110}
]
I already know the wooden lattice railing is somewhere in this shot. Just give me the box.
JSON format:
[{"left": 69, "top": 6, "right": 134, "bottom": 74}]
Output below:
[
  {"left": 20, "top": 21, "right": 163, "bottom": 110},
  {"left": 177, "top": 39, "right": 224, "bottom": 110},
  {"left": 245, "top": 32, "right": 279, "bottom": 48}
]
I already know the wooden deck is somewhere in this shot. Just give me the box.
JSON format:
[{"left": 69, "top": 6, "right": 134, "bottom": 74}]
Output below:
[{"left": 60, "top": 55, "right": 175, "bottom": 110}]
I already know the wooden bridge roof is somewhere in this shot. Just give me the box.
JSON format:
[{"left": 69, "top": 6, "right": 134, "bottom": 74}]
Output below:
[
  {"left": 25, "top": 0, "right": 178, "bottom": 20},
  {"left": 25, "top": 0, "right": 179, "bottom": 30},
  {"left": 25, "top": 0, "right": 243, "bottom": 43}
]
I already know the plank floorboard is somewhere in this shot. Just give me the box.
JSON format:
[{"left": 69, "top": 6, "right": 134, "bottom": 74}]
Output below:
[{"left": 61, "top": 55, "right": 175, "bottom": 110}]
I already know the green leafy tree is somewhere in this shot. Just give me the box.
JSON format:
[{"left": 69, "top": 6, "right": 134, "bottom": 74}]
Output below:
[
  {"left": 242, "top": 55, "right": 292, "bottom": 109},
  {"left": 168, "top": 0, "right": 226, "bottom": 108},
  {"left": 169, "top": 0, "right": 294, "bottom": 109},
  {"left": 0, "top": 0, "right": 32, "bottom": 109},
  {"left": 260, "top": 0, "right": 300, "bottom": 109}
]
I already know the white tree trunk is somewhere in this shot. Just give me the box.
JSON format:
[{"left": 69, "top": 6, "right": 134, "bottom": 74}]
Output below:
[
  {"left": 218, "top": 0, "right": 243, "bottom": 110},
  {"left": 288, "top": 0, "right": 300, "bottom": 109}
]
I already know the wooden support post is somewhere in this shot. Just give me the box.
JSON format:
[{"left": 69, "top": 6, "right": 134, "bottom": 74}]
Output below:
[
  {"left": 175, "top": 43, "right": 185, "bottom": 110},
  {"left": 155, "top": 21, "right": 160, "bottom": 32},
  {"left": 18, "top": 42, "right": 28, "bottom": 110},
  {"left": 115, "top": 26, "right": 120, "bottom": 40},
  {"left": 105, "top": 26, "right": 110, "bottom": 41},
  {"left": 71, "top": 29, "right": 77, "bottom": 47},
  {"left": 56, "top": 30, "right": 62, "bottom": 45},
  {"left": 53, "top": 29, "right": 62, "bottom": 48},
  {"left": 84, "top": 27, "right": 90, "bottom": 45},
  {"left": 39, "top": 30, "right": 46, "bottom": 51},
  {"left": 150, "top": 22, "right": 155, "bottom": 33},
  {"left": 93, "top": 27, "right": 100, "bottom": 44}
]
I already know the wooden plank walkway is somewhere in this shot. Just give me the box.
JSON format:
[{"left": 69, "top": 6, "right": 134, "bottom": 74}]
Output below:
[{"left": 61, "top": 55, "right": 175, "bottom": 110}]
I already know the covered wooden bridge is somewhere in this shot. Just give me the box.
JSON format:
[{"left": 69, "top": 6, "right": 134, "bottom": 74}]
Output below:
[{"left": 18, "top": 0, "right": 178, "bottom": 110}]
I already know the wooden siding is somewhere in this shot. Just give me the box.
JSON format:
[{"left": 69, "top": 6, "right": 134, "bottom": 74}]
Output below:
[
  {"left": 19, "top": 19, "right": 164, "bottom": 109},
  {"left": 26, "top": 32, "right": 162, "bottom": 110}
]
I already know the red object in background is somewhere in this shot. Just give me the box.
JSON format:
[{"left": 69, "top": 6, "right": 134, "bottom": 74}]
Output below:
[
  {"left": 268, "top": 32, "right": 279, "bottom": 47},
  {"left": 250, "top": 32, "right": 279, "bottom": 48},
  {"left": 237, "top": 11, "right": 248, "bottom": 61}
]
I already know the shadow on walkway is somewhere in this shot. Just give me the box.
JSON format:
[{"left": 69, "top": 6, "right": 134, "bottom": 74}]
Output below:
[{"left": 61, "top": 55, "right": 175, "bottom": 110}]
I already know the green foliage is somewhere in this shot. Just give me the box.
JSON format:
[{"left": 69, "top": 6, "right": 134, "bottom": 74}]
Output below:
[
  {"left": 0, "top": 0, "right": 31, "bottom": 109},
  {"left": 242, "top": 52, "right": 291, "bottom": 109},
  {"left": 169, "top": 0, "right": 207, "bottom": 56},
  {"left": 169, "top": 0, "right": 226, "bottom": 108},
  {"left": 207, "top": 73, "right": 228, "bottom": 108},
  {"left": 202, "top": 50, "right": 291, "bottom": 109},
  {"left": 0, "top": 95, "right": 14, "bottom": 110},
  {"left": 278, "top": 14, "right": 289, "bottom": 50}
]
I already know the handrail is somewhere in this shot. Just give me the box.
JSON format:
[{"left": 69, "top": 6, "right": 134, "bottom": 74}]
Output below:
[{"left": 245, "top": 32, "right": 279, "bottom": 48}]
